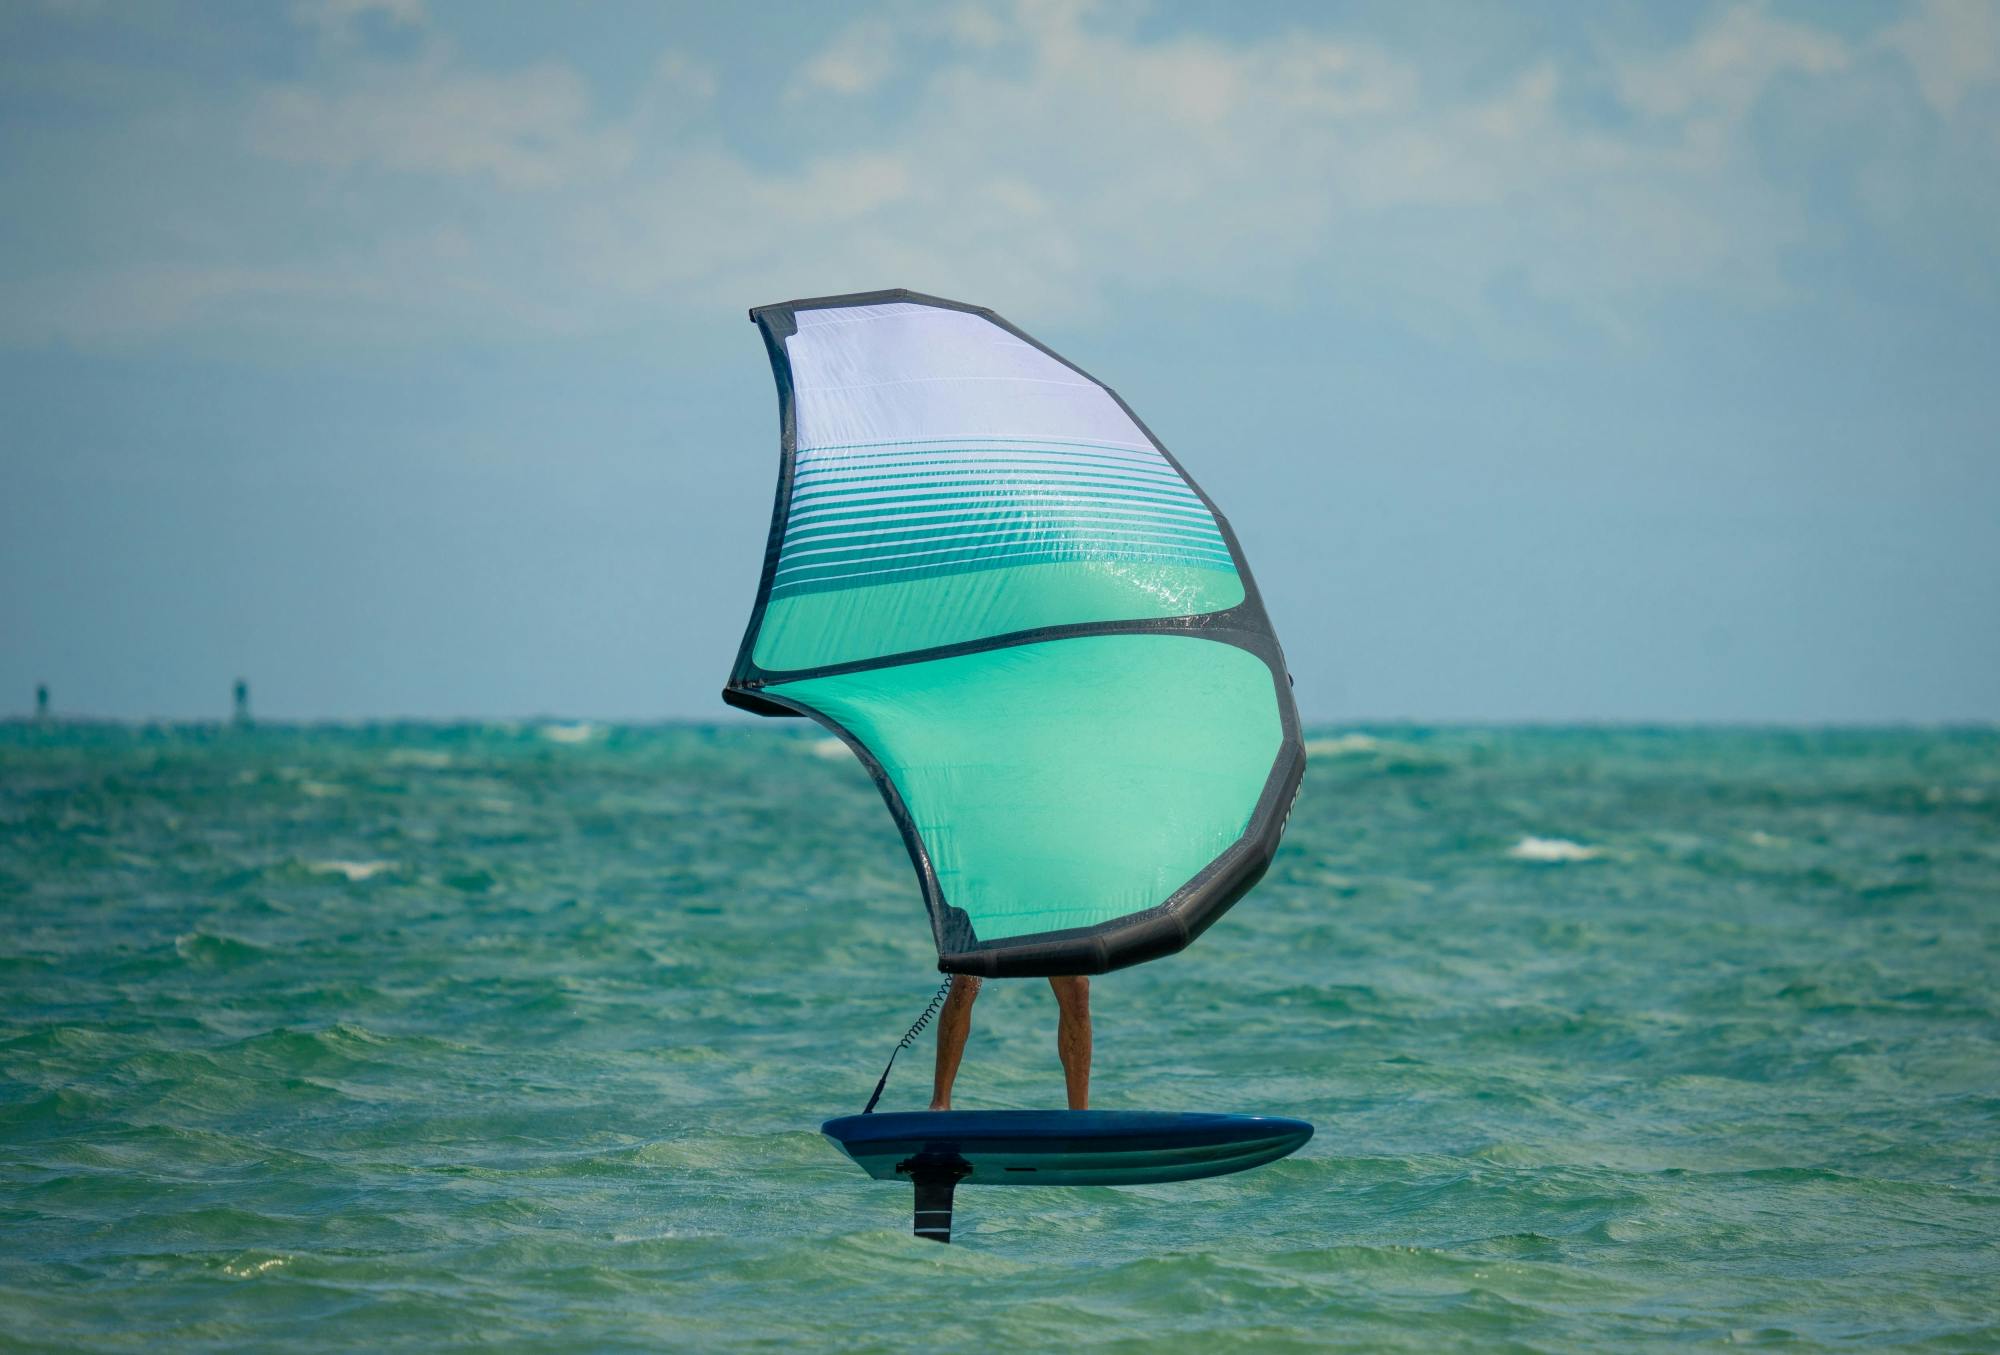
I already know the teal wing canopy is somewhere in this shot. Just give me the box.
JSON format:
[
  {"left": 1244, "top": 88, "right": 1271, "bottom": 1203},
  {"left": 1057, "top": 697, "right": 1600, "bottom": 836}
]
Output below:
[{"left": 724, "top": 290, "right": 1304, "bottom": 977}]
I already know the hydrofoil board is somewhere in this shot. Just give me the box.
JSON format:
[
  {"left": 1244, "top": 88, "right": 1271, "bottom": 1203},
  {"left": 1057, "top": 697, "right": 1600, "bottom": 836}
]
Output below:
[{"left": 821, "top": 1110, "right": 1313, "bottom": 1240}]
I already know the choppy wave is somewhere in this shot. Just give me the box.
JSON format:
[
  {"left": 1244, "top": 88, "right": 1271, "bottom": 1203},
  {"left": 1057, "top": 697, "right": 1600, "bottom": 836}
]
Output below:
[
  {"left": 1, "top": 721, "right": 1996, "bottom": 1350},
  {"left": 1303, "top": 733, "right": 1392, "bottom": 757}
]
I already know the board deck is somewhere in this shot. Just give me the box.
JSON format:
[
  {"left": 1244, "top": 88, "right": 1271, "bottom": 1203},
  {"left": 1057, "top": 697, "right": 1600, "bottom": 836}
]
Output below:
[{"left": 821, "top": 1110, "right": 1313, "bottom": 1188}]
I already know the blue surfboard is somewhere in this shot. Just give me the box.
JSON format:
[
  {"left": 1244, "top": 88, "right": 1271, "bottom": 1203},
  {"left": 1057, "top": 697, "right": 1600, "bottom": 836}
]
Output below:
[{"left": 822, "top": 1110, "right": 1313, "bottom": 1240}]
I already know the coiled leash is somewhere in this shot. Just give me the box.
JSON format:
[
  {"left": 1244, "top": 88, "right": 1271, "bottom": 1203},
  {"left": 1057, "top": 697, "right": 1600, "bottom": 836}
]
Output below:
[{"left": 860, "top": 977, "right": 956, "bottom": 1114}]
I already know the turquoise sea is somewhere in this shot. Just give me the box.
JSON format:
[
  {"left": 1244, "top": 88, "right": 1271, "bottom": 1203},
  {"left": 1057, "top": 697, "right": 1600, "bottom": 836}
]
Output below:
[{"left": 2, "top": 722, "right": 1996, "bottom": 1351}]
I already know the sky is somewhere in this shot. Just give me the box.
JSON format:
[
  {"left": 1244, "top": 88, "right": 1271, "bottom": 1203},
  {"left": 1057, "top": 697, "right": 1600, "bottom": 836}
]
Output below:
[{"left": 1, "top": 0, "right": 1996, "bottom": 723}]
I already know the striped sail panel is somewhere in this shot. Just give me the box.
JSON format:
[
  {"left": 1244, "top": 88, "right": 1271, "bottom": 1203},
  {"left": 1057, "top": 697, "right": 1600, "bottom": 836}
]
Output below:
[
  {"left": 748, "top": 303, "right": 1243, "bottom": 673},
  {"left": 773, "top": 438, "right": 1231, "bottom": 594}
]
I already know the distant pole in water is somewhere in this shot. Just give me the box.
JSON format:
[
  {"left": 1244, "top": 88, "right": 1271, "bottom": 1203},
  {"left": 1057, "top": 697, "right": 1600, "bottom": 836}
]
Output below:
[
  {"left": 35, "top": 684, "right": 49, "bottom": 722},
  {"left": 233, "top": 679, "right": 251, "bottom": 726}
]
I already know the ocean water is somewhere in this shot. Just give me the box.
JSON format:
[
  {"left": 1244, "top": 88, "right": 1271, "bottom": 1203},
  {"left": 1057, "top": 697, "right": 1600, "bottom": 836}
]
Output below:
[{"left": 2, "top": 722, "right": 1996, "bottom": 1352}]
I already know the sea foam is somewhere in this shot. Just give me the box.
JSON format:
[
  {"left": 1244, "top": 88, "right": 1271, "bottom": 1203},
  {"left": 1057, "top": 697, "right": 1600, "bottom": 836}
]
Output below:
[
  {"left": 308, "top": 860, "right": 393, "bottom": 882},
  {"left": 1506, "top": 836, "right": 1601, "bottom": 862}
]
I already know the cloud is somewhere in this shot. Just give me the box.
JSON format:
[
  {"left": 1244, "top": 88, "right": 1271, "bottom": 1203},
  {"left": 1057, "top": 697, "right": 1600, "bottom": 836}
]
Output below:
[
  {"left": 293, "top": 0, "right": 425, "bottom": 46},
  {"left": 1882, "top": 0, "right": 2000, "bottom": 112},
  {"left": 728, "top": 1, "right": 1826, "bottom": 329},
  {"left": 797, "top": 18, "right": 902, "bottom": 97},
  {"left": 249, "top": 57, "right": 631, "bottom": 190},
  {"left": 1615, "top": 5, "right": 1849, "bottom": 124},
  {"left": 3, "top": 0, "right": 1995, "bottom": 350}
]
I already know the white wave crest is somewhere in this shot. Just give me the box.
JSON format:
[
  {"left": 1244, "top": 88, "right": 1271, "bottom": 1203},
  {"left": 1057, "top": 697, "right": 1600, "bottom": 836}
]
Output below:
[
  {"left": 385, "top": 749, "right": 454, "bottom": 768},
  {"left": 1506, "top": 836, "right": 1601, "bottom": 863},
  {"left": 310, "top": 859, "right": 393, "bottom": 881},
  {"left": 222, "top": 1256, "right": 288, "bottom": 1279}
]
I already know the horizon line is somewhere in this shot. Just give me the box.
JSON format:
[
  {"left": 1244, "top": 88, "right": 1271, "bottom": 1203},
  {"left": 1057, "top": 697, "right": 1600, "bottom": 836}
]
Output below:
[{"left": 4, "top": 714, "right": 1997, "bottom": 733}]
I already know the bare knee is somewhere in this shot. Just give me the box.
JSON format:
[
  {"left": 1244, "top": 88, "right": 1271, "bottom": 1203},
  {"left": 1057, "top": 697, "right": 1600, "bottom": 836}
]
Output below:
[
  {"left": 1048, "top": 975, "right": 1088, "bottom": 1011},
  {"left": 948, "top": 975, "right": 982, "bottom": 1006}
]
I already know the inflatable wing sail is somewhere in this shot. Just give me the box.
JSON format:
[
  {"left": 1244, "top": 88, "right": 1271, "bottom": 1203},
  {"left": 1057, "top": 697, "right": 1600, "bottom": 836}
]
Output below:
[{"left": 725, "top": 291, "right": 1304, "bottom": 977}]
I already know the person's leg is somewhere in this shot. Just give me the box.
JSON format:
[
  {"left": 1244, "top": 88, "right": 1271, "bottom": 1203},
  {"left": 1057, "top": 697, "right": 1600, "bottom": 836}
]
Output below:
[
  {"left": 930, "top": 975, "right": 981, "bottom": 1110},
  {"left": 1048, "top": 975, "right": 1091, "bottom": 1110}
]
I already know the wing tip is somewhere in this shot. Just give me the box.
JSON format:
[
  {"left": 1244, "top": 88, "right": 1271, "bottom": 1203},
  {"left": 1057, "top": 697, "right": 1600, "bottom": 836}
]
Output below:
[{"left": 721, "top": 686, "right": 804, "bottom": 718}]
